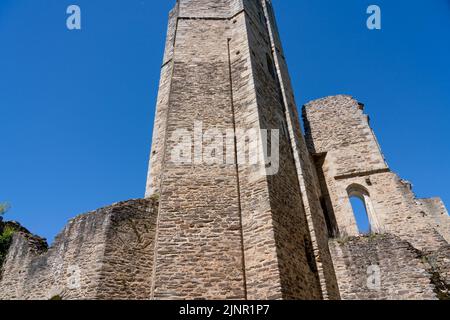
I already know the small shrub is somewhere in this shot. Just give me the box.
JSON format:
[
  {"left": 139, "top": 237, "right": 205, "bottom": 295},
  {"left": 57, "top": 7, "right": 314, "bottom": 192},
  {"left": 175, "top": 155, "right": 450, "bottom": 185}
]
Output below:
[
  {"left": 0, "top": 226, "right": 15, "bottom": 270},
  {"left": 149, "top": 193, "right": 160, "bottom": 202},
  {"left": 0, "top": 203, "right": 10, "bottom": 215}
]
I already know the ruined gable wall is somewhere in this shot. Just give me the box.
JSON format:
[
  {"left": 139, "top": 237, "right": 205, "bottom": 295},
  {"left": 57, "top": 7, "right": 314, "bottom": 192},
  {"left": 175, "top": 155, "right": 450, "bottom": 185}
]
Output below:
[
  {"left": 303, "top": 95, "right": 450, "bottom": 300},
  {"left": 418, "top": 198, "right": 450, "bottom": 244},
  {"left": 304, "top": 95, "right": 388, "bottom": 177},
  {"left": 327, "top": 170, "right": 447, "bottom": 251},
  {"left": 93, "top": 199, "right": 157, "bottom": 300},
  {"left": 303, "top": 95, "right": 448, "bottom": 252}
]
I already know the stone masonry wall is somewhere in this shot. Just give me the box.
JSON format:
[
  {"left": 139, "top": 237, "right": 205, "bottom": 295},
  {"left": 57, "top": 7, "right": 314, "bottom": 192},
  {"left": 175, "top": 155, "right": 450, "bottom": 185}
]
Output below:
[
  {"left": 4, "top": 1, "right": 447, "bottom": 302},
  {"left": 329, "top": 234, "right": 438, "bottom": 300},
  {"left": 304, "top": 95, "right": 388, "bottom": 178},
  {"left": 246, "top": 0, "right": 324, "bottom": 299},
  {"left": 320, "top": 169, "right": 447, "bottom": 251},
  {"left": 229, "top": 3, "right": 288, "bottom": 300},
  {"left": 178, "top": 0, "right": 242, "bottom": 18},
  {"left": 303, "top": 95, "right": 450, "bottom": 300},
  {"left": 261, "top": 0, "right": 340, "bottom": 299},
  {"left": 145, "top": 0, "right": 340, "bottom": 300},
  {"left": 150, "top": 14, "right": 247, "bottom": 299},
  {"left": 418, "top": 198, "right": 450, "bottom": 244},
  {"left": 303, "top": 95, "right": 449, "bottom": 252},
  {"left": 425, "top": 244, "right": 450, "bottom": 299},
  {"left": 0, "top": 199, "right": 157, "bottom": 300}
]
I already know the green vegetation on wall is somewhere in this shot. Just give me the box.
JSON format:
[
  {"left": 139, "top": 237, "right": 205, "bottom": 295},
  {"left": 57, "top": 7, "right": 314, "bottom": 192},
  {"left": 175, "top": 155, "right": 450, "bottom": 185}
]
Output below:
[
  {"left": 0, "top": 203, "right": 10, "bottom": 216},
  {"left": 0, "top": 203, "right": 15, "bottom": 272}
]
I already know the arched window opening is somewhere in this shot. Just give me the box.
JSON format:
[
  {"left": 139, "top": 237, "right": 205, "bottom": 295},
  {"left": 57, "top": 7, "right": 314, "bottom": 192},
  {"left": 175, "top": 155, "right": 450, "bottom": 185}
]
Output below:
[
  {"left": 347, "top": 184, "right": 380, "bottom": 235},
  {"left": 349, "top": 195, "right": 371, "bottom": 234}
]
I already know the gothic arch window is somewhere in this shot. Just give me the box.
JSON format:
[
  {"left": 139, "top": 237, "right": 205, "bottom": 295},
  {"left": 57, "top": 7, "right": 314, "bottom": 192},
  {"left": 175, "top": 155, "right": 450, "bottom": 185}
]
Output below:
[{"left": 347, "top": 184, "right": 380, "bottom": 235}]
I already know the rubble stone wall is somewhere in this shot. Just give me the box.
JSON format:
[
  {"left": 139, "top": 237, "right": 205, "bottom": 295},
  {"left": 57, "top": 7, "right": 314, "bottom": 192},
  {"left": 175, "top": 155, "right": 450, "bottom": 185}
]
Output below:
[
  {"left": 303, "top": 95, "right": 449, "bottom": 252},
  {"left": 329, "top": 234, "right": 438, "bottom": 300},
  {"left": 0, "top": 199, "right": 157, "bottom": 300}
]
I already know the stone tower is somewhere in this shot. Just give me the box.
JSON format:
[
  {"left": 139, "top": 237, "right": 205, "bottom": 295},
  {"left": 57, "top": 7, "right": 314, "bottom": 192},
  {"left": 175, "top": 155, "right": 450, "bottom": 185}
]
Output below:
[
  {"left": 145, "top": 0, "right": 339, "bottom": 300},
  {"left": 1, "top": 0, "right": 448, "bottom": 301}
]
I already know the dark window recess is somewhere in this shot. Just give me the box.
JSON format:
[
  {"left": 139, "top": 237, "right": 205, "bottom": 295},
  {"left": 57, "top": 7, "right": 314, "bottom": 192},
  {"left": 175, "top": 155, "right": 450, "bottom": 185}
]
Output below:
[
  {"left": 280, "top": 119, "right": 288, "bottom": 137},
  {"left": 265, "top": 0, "right": 280, "bottom": 33},
  {"left": 258, "top": 12, "right": 265, "bottom": 24},
  {"left": 304, "top": 237, "right": 317, "bottom": 273},
  {"left": 266, "top": 54, "right": 276, "bottom": 79},
  {"left": 313, "top": 154, "right": 339, "bottom": 238},
  {"left": 320, "top": 196, "right": 336, "bottom": 238}
]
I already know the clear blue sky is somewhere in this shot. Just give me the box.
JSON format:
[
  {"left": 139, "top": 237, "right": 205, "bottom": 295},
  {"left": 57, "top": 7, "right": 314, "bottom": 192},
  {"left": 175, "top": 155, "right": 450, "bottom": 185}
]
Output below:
[{"left": 1, "top": 0, "right": 449, "bottom": 242}]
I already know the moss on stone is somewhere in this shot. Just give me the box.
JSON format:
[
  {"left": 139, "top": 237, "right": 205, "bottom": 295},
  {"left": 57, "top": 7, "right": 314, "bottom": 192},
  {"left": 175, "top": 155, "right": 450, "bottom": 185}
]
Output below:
[{"left": 336, "top": 232, "right": 386, "bottom": 245}]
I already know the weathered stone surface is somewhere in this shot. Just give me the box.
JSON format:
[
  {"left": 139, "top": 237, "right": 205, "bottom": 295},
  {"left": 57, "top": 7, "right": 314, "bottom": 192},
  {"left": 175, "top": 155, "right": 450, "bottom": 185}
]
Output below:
[
  {"left": 145, "top": 0, "right": 337, "bottom": 300},
  {"left": 329, "top": 234, "right": 438, "bottom": 300},
  {"left": 303, "top": 95, "right": 449, "bottom": 250},
  {"left": 0, "top": 199, "right": 157, "bottom": 300},
  {"left": 1, "top": 1, "right": 448, "bottom": 301},
  {"left": 303, "top": 95, "right": 449, "bottom": 300},
  {"left": 418, "top": 198, "right": 450, "bottom": 244}
]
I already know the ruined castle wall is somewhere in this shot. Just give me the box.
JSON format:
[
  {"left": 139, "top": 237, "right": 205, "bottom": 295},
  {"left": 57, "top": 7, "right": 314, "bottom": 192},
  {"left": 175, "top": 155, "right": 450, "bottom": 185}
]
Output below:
[
  {"left": 0, "top": 199, "right": 157, "bottom": 300},
  {"left": 321, "top": 168, "right": 447, "bottom": 251},
  {"left": 0, "top": 209, "right": 110, "bottom": 300},
  {"left": 426, "top": 244, "right": 450, "bottom": 293},
  {"left": 329, "top": 234, "right": 437, "bottom": 300},
  {"left": 304, "top": 95, "right": 388, "bottom": 177},
  {"left": 303, "top": 95, "right": 449, "bottom": 252},
  {"left": 0, "top": 231, "right": 50, "bottom": 299},
  {"left": 418, "top": 198, "right": 450, "bottom": 243},
  {"left": 94, "top": 200, "right": 157, "bottom": 300}
]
